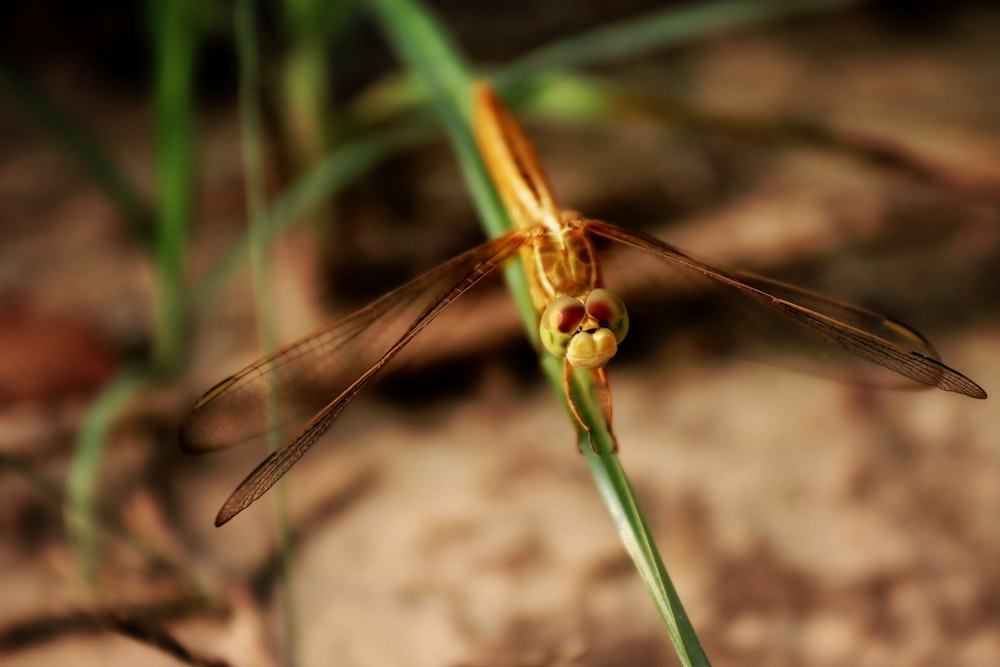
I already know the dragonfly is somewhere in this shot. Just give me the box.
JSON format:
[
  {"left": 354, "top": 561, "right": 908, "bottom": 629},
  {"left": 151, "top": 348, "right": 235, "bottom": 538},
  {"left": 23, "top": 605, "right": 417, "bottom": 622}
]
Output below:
[{"left": 180, "top": 81, "right": 986, "bottom": 526}]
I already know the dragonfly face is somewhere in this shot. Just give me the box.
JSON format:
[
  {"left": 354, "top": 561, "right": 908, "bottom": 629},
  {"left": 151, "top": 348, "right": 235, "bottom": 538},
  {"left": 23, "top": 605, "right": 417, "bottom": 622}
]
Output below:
[
  {"left": 540, "top": 288, "right": 629, "bottom": 370},
  {"left": 181, "top": 80, "right": 985, "bottom": 526}
]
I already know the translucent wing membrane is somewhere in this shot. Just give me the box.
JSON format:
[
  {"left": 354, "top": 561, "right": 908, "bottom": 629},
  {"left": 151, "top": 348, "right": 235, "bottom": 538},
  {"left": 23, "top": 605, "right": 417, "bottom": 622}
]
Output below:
[
  {"left": 586, "top": 219, "right": 986, "bottom": 400},
  {"left": 180, "top": 230, "right": 526, "bottom": 524}
]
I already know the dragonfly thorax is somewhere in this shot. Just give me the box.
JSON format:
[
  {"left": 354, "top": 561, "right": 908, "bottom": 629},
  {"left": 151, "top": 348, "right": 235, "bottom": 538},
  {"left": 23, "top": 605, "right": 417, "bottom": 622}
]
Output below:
[{"left": 522, "top": 214, "right": 600, "bottom": 313}]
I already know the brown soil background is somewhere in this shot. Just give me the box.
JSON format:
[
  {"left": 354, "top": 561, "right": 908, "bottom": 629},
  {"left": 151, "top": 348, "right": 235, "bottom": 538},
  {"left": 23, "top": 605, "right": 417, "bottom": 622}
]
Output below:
[{"left": 1, "top": 3, "right": 998, "bottom": 666}]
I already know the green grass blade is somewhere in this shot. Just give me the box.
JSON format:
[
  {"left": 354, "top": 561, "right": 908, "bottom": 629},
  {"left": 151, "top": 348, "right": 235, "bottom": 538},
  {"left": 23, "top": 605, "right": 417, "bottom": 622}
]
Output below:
[
  {"left": 194, "top": 121, "right": 432, "bottom": 308},
  {"left": 555, "top": 353, "right": 705, "bottom": 663},
  {"left": 149, "top": 0, "right": 201, "bottom": 375},
  {"left": 234, "top": 1, "right": 298, "bottom": 662},
  {"left": 499, "top": 0, "right": 863, "bottom": 81},
  {"left": 67, "top": 367, "right": 147, "bottom": 592},
  {"left": 277, "top": 0, "right": 352, "bottom": 168},
  {"left": 366, "top": 0, "right": 710, "bottom": 664}
]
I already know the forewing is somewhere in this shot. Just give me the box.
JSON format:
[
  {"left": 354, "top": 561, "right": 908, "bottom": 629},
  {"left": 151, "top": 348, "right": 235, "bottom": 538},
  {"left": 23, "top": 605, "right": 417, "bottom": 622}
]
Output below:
[
  {"left": 179, "top": 230, "right": 527, "bottom": 456},
  {"left": 200, "top": 231, "right": 526, "bottom": 524},
  {"left": 586, "top": 219, "right": 985, "bottom": 399}
]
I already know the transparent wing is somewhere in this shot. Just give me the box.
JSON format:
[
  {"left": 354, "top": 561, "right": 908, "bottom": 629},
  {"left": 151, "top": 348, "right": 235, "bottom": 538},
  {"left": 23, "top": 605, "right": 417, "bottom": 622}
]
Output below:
[
  {"left": 179, "top": 230, "right": 526, "bottom": 524},
  {"left": 586, "top": 219, "right": 986, "bottom": 399}
]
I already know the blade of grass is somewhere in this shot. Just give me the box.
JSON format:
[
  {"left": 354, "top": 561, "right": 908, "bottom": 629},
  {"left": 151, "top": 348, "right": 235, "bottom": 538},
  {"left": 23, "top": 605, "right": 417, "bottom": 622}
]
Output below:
[
  {"left": 366, "top": 0, "right": 709, "bottom": 664},
  {"left": 67, "top": 366, "right": 147, "bottom": 592},
  {"left": 277, "top": 0, "right": 352, "bottom": 170},
  {"left": 234, "top": 1, "right": 298, "bottom": 663},
  {"left": 149, "top": 0, "right": 200, "bottom": 375},
  {"left": 275, "top": 0, "right": 355, "bottom": 254},
  {"left": 498, "top": 0, "right": 864, "bottom": 83},
  {"left": 194, "top": 120, "right": 432, "bottom": 309}
]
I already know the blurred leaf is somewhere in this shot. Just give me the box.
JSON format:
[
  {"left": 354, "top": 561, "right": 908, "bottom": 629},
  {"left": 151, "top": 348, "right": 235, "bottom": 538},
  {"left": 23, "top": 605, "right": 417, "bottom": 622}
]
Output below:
[
  {"left": 499, "top": 0, "right": 864, "bottom": 81},
  {"left": 234, "top": 1, "right": 299, "bottom": 663},
  {"left": 149, "top": 0, "right": 205, "bottom": 374},
  {"left": 67, "top": 367, "right": 147, "bottom": 590}
]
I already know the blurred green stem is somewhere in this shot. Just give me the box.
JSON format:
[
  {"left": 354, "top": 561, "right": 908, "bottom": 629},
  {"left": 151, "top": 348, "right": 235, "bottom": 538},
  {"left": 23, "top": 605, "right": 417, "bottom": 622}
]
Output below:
[
  {"left": 68, "top": 367, "right": 146, "bottom": 591},
  {"left": 498, "top": 0, "right": 863, "bottom": 82},
  {"left": 235, "top": 1, "right": 298, "bottom": 663},
  {"left": 278, "top": 0, "right": 348, "bottom": 169},
  {"left": 149, "top": 0, "right": 199, "bottom": 375}
]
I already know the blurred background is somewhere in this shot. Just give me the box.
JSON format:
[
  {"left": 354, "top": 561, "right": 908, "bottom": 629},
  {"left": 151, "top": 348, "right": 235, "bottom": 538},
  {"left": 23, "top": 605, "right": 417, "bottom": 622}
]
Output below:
[{"left": 1, "top": 1, "right": 998, "bottom": 665}]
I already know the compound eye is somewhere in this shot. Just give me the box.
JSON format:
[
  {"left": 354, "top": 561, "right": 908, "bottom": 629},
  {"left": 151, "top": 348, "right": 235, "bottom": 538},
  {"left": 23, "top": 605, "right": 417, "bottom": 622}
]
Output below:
[
  {"left": 539, "top": 296, "right": 586, "bottom": 357},
  {"left": 585, "top": 288, "right": 629, "bottom": 344}
]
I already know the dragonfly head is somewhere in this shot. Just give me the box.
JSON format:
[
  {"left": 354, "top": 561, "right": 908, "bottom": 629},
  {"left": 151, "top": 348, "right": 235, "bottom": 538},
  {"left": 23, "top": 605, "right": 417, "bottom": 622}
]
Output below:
[{"left": 540, "top": 288, "right": 629, "bottom": 370}]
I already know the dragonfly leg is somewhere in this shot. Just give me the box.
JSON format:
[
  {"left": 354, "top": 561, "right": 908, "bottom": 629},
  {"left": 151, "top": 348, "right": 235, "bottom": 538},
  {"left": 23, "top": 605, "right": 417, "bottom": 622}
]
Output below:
[
  {"left": 563, "top": 360, "right": 589, "bottom": 453},
  {"left": 592, "top": 367, "right": 619, "bottom": 453},
  {"left": 563, "top": 361, "right": 618, "bottom": 454}
]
